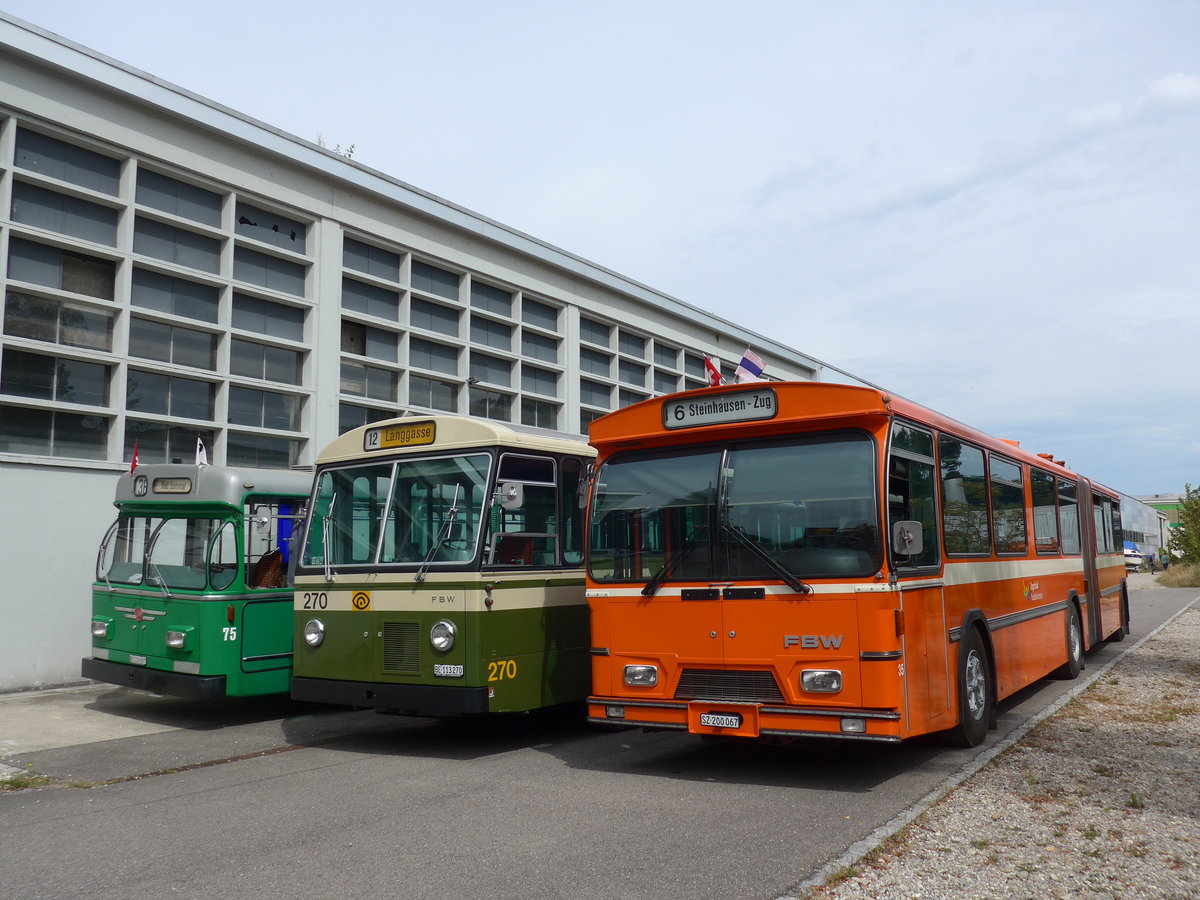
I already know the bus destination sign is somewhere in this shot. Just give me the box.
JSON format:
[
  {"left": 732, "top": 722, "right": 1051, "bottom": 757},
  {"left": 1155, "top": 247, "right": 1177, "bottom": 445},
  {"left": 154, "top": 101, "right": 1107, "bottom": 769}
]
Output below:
[
  {"left": 663, "top": 387, "right": 778, "bottom": 429},
  {"left": 152, "top": 477, "right": 193, "bottom": 494},
  {"left": 364, "top": 420, "right": 436, "bottom": 452}
]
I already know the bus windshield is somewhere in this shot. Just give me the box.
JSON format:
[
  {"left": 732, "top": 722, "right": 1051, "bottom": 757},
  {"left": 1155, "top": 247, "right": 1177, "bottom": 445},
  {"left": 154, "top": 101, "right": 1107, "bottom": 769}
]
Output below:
[
  {"left": 98, "top": 515, "right": 238, "bottom": 591},
  {"left": 588, "top": 432, "right": 881, "bottom": 584},
  {"left": 303, "top": 453, "right": 490, "bottom": 568}
]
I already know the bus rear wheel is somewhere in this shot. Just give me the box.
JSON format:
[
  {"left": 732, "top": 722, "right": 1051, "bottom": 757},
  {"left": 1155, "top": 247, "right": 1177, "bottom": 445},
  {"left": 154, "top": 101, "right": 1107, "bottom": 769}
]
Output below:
[{"left": 943, "top": 628, "right": 992, "bottom": 748}]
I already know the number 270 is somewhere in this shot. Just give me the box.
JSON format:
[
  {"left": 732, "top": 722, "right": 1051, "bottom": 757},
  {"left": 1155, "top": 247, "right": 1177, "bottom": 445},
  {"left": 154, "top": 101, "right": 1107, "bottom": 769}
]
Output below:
[{"left": 488, "top": 659, "right": 517, "bottom": 681}]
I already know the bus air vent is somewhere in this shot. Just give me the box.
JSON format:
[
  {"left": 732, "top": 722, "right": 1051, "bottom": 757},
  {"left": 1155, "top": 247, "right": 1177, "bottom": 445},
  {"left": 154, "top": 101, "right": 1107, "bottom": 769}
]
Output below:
[
  {"left": 382, "top": 622, "right": 420, "bottom": 673},
  {"left": 674, "top": 669, "right": 785, "bottom": 703}
]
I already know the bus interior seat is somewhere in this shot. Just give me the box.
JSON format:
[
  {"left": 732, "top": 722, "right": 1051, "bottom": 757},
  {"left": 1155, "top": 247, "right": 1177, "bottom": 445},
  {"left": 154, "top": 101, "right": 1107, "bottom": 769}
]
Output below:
[
  {"left": 249, "top": 548, "right": 284, "bottom": 588},
  {"left": 494, "top": 534, "right": 534, "bottom": 566}
]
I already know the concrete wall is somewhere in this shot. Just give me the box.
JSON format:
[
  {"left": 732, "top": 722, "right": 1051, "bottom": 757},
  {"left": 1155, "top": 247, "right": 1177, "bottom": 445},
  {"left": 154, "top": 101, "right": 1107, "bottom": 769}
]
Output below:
[{"left": 0, "top": 462, "right": 120, "bottom": 692}]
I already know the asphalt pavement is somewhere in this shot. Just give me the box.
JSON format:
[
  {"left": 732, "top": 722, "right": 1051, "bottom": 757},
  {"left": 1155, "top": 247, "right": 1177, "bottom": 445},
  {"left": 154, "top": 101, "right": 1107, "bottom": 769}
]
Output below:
[{"left": 1, "top": 573, "right": 1194, "bottom": 900}]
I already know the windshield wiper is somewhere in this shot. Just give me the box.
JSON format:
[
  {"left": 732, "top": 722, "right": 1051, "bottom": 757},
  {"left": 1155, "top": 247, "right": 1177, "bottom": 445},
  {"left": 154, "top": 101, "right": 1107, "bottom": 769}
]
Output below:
[
  {"left": 415, "top": 484, "right": 462, "bottom": 583},
  {"left": 322, "top": 494, "right": 337, "bottom": 583},
  {"left": 147, "top": 563, "right": 173, "bottom": 598},
  {"left": 641, "top": 521, "right": 709, "bottom": 597},
  {"left": 720, "top": 519, "right": 812, "bottom": 595}
]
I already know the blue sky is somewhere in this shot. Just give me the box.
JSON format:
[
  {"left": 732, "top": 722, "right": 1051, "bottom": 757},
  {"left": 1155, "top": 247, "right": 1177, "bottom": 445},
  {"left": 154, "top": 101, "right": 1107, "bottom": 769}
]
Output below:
[{"left": 6, "top": 1, "right": 1197, "bottom": 496}]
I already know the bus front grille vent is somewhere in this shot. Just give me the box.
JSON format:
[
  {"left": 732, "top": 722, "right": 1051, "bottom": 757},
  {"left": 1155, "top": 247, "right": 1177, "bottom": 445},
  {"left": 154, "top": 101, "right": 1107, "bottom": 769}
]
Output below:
[
  {"left": 382, "top": 622, "right": 420, "bottom": 674},
  {"left": 674, "top": 669, "right": 785, "bottom": 703}
]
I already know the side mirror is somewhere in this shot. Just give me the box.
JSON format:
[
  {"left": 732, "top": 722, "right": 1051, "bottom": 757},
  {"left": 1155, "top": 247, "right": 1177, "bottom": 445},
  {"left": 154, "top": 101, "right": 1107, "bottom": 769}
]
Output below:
[
  {"left": 892, "top": 520, "right": 924, "bottom": 557},
  {"left": 499, "top": 482, "right": 524, "bottom": 510}
]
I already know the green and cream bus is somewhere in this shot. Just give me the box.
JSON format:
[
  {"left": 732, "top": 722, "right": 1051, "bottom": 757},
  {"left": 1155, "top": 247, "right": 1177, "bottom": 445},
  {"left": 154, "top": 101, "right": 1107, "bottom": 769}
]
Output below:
[
  {"left": 291, "top": 416, "right": 595, "bottom": 716},
  {"left": 85, "top": 464, "right": 311, "bottom": 698}
]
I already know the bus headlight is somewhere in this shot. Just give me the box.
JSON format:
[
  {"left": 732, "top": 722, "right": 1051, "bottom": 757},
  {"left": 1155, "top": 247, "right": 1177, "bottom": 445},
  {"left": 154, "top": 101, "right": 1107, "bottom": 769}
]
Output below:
[
  {"left": 801, "top": 669, "right": 843, "bottom": 693},
  {"left": 303, "top": 619, "right": 325, "bottom": 647},
  {"left": 166, "top": 630, "right": 187, "bottom": 650},
  {"left": 91, "top": 620, "right": 111, "bottom": 640},
  {"left": 624, "top": 665, "right": 658, "bottom": 686},
  {"left": 430, "top": 620, "right": 457, "bottom": 652}
]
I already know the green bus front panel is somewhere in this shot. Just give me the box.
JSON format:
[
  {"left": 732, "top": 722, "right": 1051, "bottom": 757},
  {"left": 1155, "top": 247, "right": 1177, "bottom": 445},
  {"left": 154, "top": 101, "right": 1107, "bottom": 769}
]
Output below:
[
  {"left": 293, "top": 602, "right": 590, "bottom": 715},
  {"left": 86, "top": 588, "right": 292, "bottom": 697}
]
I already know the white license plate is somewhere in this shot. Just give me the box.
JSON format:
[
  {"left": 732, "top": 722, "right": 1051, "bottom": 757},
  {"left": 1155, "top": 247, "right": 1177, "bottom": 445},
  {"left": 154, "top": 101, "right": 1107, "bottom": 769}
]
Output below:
[
  {"left": 433, "top": 664, "right": 463, "bottom": 678},
  {"left": 700, "top": 712, "right": 741, "bottom": 729},
  {"left": 129, "top": 654, "right": 147, "bottom": 666}
]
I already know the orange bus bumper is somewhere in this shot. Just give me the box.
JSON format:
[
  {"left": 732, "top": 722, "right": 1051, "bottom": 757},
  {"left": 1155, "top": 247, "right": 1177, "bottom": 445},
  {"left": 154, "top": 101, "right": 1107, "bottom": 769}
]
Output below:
[{"left": 587, "top": 696, "right": 903, "bottom": 743}]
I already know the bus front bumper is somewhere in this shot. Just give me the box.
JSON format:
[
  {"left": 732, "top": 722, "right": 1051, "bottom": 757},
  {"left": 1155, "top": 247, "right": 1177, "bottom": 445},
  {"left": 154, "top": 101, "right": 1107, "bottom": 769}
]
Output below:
[
  {"left": 291, "top": 676, "right": 490, "bottom": 716},
  {"left": 587, "top": 696, "right": 903, "bottom": 743},
  {"left": 81, "top": 657, "right": 227, "bottom": 700}
]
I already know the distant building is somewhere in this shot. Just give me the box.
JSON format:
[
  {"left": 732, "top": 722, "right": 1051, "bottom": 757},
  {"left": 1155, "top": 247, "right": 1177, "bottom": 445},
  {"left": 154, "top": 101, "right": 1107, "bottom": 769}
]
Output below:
[
  {"left": 1136, "top": 494, "right": 1184, "bottom": 531},
  {"left": 1121, "top": 494, "right": 1171, "bottom": 559}
]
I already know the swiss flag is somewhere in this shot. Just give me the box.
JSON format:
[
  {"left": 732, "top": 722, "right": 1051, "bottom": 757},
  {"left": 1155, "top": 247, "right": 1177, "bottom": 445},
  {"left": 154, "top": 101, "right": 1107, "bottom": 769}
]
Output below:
[{"left": 704, "top": 356, "right": 724, "bottom": 386}]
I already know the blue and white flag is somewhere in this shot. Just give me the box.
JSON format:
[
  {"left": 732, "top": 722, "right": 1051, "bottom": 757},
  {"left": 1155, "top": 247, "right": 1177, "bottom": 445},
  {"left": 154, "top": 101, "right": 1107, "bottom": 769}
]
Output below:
[
  {"left": 196, "top": 437, "right": 208, "bottom": 466},
  {"left": 735, "top": 348, "right": 765, "bottom": 383}
]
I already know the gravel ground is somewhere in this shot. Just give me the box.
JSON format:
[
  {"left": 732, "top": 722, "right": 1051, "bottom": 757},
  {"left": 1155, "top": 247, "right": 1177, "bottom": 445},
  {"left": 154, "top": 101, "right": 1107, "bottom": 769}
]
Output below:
[{"left": 799, "top": 582, "right": 1200, "bottom": 900}]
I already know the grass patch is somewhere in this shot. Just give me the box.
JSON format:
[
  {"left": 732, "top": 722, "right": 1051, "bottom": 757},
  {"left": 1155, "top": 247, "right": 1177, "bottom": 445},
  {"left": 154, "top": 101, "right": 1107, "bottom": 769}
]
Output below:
[
  {"left": 825, "top": 864, "right": 860, "bottom": 886},
  {"left": 1157, "top": 561, "right": 1200, "bottom": 588},
  {"left": 1125, "top": 701, "right": 1198, "bottom": 724},
  {"left": 0, "top": 771, "right": 52, "bottom": 791}
]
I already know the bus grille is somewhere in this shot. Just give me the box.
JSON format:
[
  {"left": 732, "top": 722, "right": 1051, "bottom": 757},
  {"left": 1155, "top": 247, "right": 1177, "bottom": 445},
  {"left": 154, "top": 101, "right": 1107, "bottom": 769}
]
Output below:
[
  {"left": 674, "top": 669, "right": 785, "bottom": 703},
  {"left": 382, "top": 622, "right": 420, "bottom": 674}
]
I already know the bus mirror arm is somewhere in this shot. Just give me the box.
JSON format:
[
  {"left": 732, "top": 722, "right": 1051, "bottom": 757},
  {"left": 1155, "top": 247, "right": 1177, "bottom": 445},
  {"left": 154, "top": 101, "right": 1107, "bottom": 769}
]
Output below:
[{"left": 578, "top": 462, "right": 595, "bottom": 509}]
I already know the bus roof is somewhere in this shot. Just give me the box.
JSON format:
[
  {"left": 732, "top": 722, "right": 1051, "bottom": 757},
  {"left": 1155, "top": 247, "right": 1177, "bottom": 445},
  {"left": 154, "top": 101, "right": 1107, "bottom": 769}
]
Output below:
[
  {"left": 115, "top": 464, "right": 312, "bottom": 506},
  {"left": 315, "top": 415, "right": 595, "bottom": 466},
  {"left": 588, "top": 381, "right": 1100, "bottom": 487}
]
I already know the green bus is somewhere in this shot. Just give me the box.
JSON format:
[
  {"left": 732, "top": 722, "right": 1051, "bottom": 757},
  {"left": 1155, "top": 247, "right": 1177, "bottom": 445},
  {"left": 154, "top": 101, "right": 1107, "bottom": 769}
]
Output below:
[
  {"left": 291, "top": 416, "right": 595, "bottom": 716},
  {"left": 84, "top": 464, "right": 311, "bottom": 698}
]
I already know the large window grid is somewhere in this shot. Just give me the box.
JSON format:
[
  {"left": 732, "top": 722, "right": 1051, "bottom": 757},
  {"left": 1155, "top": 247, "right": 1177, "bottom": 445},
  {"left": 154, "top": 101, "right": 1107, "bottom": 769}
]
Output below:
[
  {"left": 1, "top": 115, "right": 811, "bottom": 466},
  {"left": 11, "top": 180, "right": 119, "bottom": 247},
  {"left": 339, "top": 239, "right": 575, "bottom": 429},
  {"left": 5, "top": 289, "right": 114, "bottom": 353},
  {"left": 1, "top": 118, "right": 322, "bottom": 464}
]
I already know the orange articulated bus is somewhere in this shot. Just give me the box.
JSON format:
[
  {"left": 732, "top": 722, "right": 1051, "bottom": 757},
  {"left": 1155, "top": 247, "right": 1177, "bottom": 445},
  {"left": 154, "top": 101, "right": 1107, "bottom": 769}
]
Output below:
[{"left": 584, "top": 381, "right": 1128, "bottom": 746}]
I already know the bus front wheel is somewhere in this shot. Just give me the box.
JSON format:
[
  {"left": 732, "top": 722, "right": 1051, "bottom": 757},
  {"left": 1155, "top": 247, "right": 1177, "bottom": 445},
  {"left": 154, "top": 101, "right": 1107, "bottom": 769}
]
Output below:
[{"left": 944, "top": 628, "right": 992, "bottom": 748}]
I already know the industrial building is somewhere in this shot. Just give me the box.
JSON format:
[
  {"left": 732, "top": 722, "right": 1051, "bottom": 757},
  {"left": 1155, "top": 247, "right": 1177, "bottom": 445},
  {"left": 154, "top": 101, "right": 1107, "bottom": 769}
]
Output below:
[{"left": 0, "top": 14, "right": 828, "bottom": 690}]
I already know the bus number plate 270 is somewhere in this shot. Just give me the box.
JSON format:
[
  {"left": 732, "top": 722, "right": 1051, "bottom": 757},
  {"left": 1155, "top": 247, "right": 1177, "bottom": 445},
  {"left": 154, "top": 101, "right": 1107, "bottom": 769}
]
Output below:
[
  {"left": 700, "top": 712, "right": 741, "bottom": 729},
  {"left": 433, "top": 664, "right": 463, "bottom": 678}
]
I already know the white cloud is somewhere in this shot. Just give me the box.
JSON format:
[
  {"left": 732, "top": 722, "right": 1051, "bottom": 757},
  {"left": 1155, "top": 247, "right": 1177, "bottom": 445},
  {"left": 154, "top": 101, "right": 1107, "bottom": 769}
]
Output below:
[
  {"left": 1073, "top": 101, "right": 1125, "bottom": 129},
  {"left": 1145, "top": 72, "right": 1200, "bottom": 107}
]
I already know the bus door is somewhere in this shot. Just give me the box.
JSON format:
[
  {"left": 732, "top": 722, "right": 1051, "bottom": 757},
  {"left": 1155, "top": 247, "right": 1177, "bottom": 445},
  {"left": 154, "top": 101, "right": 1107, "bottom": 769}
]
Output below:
[
  {"left": 898, "top": 581, "right": 951, "bottom": 733},
  {"left": 1076, "top": 480, "right": 1102, "bottom": 645},
  {"left": 889, "top": 424, "right": 950, "bottom": 733}
]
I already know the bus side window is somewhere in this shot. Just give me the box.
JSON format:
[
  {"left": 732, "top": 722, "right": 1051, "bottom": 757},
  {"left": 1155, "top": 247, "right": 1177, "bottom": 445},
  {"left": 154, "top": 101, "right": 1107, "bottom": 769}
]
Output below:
[{"left": 889, "top": 425, "right": 940, "bottom": 568}]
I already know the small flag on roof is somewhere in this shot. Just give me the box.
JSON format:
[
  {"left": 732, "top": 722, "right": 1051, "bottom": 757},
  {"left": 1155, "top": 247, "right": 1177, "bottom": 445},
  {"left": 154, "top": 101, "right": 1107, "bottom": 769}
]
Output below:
[
  {"left": 130, "top": 441, "right": 139, "bottom": 474},
  {"left": 704, "top": 355, "right": 724, "bottom": 387},
  {"left": 735, "top": 348, "right": 765, "bottom": 383},
  {"left": 196, "top": 436, "right": 208, "bottom": 466}
]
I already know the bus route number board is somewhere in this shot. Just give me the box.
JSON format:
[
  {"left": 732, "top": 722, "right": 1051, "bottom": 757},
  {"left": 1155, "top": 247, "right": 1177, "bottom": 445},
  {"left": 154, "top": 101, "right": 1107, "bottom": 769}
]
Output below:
[
  {"left": 364, "top": 421, "right": 436, "bottom": 452},
  {"left": 663, "top": 387, "right": 777, "bottom": 429}
]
